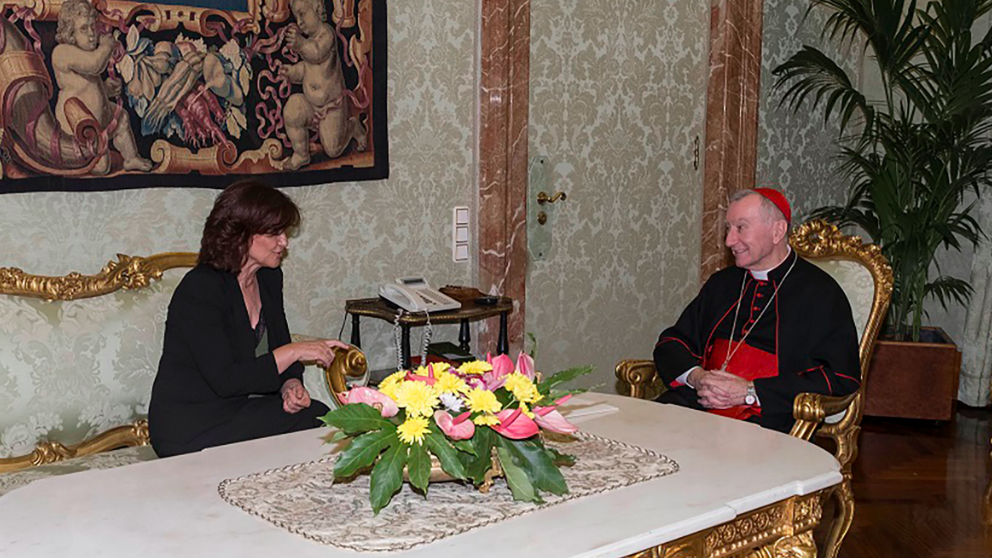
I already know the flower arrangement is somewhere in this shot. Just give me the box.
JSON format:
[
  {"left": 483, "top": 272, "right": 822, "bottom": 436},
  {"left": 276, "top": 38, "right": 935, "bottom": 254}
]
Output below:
[{"left": 320, "top": 352, "right": 591, "bottom": 513}]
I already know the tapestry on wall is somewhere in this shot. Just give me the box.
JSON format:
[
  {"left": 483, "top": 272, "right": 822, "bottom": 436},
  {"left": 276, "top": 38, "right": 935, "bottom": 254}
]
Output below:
[{"left": 0, "top": 0, "right": 387, "bottom": 193}]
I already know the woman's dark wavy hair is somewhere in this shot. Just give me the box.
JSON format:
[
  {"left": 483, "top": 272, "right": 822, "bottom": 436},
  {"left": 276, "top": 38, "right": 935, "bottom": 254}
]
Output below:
[{"left": 198, "top": 180, "right": 301, "bottom": 273}]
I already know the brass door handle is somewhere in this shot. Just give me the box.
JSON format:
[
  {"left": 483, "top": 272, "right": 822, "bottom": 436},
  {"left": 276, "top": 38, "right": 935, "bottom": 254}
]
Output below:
[{"left": 536, "top": 191, "right": 567, "bottom": 205}]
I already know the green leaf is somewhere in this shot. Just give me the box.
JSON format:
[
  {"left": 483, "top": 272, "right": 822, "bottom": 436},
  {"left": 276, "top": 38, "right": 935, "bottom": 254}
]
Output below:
[
  {"left": 325, "top": 429, "right": 350, "bottom": 443},
  {"left": 462, "top": 426, "right": 495, "bottom": 485},
  {"left": 407, "top": 441, "right": 431, "bottom": 494},
  {"left": 546, "top": 446, "right": 576, "bottom": 467},
  {"left": 495, "top": 387, "right": 514, "bottom": 407},
  {"left": 537, "top": 365, "right": 593, "bottom": 395},
  {"left": 370, "top": 442, "right": 407, "bottom": 514},
  {"left": 496, "top": 445, "right": 539, "bottom": 503},
  {"left": 453, "top": 439, "right": 477, "bottom": 456},
  {"left": 526, "top": 332, "right": 538, "bottom": 359},
  {"left": 425, "top": 427, "right": 467, "bottom": 480},
  {"left": 320, "top": 404, "right": 394, "bottom": 435},
  {"left": 497, "top": 436, "right": 568, "bottom": 496},
  {"left": 334, "top": 428, "right": 396, "bottom": 478}
]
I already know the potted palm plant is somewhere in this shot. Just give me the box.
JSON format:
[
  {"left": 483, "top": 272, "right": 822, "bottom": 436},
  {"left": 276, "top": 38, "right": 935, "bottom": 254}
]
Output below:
[{"left": 773, "top": 0, "right": 992, "bottom": 419}]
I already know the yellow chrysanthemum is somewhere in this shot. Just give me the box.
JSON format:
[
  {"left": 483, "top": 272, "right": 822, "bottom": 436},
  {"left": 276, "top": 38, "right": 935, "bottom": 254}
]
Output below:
[
  {"left": 393, "top": 380, "right": 440, "bottom": 418},
  {"left": 377, "top": 370, "right": 407, "bottom": 401},
  {"left": 518, "top": 401, "right": 535, "bottom": 419},
  {"left": 397, "top": 416, "right": 430, "bottom": 445},
  {"left": 504, "top": 372, "right": 542, "bottom": 404},
  {"left": 457, "top": 360, "right": 493, "bottom": 375},
  {"left": 429, "top": 361, "right": 451, "bottom": 374},
  {"left": 433, "top": 371, "right": 469, "bottom": 395},
  {"left": 465, "top": 388, "right": 502, "bottom": 415},
  {"left": 473, "top": 414, "right": 500, "bottom": 426}
]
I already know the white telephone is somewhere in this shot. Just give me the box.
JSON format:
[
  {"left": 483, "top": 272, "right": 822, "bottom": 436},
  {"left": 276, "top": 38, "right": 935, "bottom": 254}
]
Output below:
[{"left": 379, "top": 277, "right": 461, "bottom": 313}]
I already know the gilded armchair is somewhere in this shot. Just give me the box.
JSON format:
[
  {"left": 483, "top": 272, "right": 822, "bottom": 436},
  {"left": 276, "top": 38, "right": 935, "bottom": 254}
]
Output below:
[{"left": 616, "top": 219, "right": 892, "bottom": 558}]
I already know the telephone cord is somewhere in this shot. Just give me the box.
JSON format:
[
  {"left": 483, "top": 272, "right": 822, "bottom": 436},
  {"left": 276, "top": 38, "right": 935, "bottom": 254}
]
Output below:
[{"left": 392, "top": 309, "right": 433, "bottom": 371}]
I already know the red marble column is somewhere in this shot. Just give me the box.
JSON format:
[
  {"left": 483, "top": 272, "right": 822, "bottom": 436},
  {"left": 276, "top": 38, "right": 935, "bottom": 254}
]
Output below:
[
  {"left": 478, "top": 0, "right": 530, "bottom": 353},
  {"left": 700, "top": 0, "right": 764, "bottom": 281}
]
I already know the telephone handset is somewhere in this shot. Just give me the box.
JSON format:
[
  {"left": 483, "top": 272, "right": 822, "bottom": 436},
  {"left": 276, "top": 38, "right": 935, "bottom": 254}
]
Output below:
[{"left": 379, "top": 277, "right": 461, "bottom": 313}]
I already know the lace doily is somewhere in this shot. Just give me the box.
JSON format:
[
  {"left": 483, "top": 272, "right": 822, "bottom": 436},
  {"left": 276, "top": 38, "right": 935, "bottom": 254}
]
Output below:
[{"left": 219, "top": 432, "right": 678, "bottom": 552}]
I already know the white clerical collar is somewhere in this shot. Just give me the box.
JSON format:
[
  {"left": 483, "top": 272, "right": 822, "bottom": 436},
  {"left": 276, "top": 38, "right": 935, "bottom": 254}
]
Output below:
[{"left": 749, "top": 246, "right": 792, "bottom": 281}]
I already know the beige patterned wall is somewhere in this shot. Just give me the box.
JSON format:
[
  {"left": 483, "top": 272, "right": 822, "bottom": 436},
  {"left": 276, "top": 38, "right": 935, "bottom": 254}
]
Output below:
[
  {"left": 757, "top": 0, "right": 856, "bottom": 219},
  {"left": 0, "top": 0, "right": 476, "bottom": 442},
  {"left": 526, "top": 0, "right": 707, "bottom": 390}
]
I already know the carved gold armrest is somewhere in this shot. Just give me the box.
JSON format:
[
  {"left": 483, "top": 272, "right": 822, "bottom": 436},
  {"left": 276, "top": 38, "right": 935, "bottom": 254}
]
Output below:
[
  {"left": 790, "top": 392, "right": 856, "bottom": 442},
  {"left": 323, "top": 346, "right": 368, "bottom": 404},
  {"left": 615, "top": 359, "right": 665, "bottom": 400},
  {"left": 0, "top": 420, "right": 149, "bottom": 474}
]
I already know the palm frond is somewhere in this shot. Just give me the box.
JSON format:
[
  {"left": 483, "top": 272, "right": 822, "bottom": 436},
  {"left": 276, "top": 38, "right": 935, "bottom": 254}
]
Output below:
[
  {"left": 773, "top": 46, "right": 871, "bottom": 131},
  {"left": 925, "top": 275, "right": 974, "bottom": 310}
]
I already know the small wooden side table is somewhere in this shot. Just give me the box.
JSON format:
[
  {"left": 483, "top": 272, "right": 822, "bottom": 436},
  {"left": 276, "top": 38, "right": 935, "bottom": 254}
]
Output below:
[{"left": 344, "top": 296, "right": 514, "bottom": 369}]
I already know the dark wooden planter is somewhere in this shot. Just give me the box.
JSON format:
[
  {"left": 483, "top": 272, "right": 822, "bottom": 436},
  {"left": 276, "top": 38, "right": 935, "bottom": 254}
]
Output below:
[{"left": 863, "top": 327, "right": 961, "bottom": 420}]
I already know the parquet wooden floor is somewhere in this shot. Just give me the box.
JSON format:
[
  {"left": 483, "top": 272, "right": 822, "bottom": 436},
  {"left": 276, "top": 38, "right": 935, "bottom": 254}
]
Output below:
[{"left": 839, "top": 406, "right": 992, "bottom": 557}]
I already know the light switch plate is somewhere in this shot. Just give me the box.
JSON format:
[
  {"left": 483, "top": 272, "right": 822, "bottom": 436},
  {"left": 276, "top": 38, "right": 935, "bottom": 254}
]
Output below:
[{"left": 452, "top": 206, "right": 470, "bottom": 262}]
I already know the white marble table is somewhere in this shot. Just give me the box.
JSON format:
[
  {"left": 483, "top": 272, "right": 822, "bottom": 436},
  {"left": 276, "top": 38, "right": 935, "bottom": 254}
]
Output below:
[{"left": 0, "top": 394, "right": 840, "bottom": 557}]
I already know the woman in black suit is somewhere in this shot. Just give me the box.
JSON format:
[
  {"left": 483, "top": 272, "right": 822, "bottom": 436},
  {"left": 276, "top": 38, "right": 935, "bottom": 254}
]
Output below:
[{"left": 149, "top": 180, "right": 346, "bottom": 457}]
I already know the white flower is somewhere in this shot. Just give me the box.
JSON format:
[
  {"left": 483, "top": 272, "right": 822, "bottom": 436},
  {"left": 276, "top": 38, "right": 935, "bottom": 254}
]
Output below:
[{"left": 439, "top": 392, "right": 463, "bottom": 413}]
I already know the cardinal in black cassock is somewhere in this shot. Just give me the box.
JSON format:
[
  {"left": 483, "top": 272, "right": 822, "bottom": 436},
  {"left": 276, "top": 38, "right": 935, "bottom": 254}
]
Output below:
[{"left": 653, "top": 189, "right": 861, "bottom": 433}]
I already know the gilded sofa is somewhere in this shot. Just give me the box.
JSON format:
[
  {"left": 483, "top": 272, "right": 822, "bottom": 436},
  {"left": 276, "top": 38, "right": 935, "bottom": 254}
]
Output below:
[{"left": 0, "top": 252, "right": 366, "bottom": 495}]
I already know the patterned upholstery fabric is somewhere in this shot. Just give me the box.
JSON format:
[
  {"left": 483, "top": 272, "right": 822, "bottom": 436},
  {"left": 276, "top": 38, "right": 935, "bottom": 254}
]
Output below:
[
  {"left": 807, "top": 259, "right": 874, "bottom": 342},
  {"left": 0, "top": 269, "right": 184, "bottom": 458},
  {"left": 806, "top": 259, "right": 875, "bottom": 425}
]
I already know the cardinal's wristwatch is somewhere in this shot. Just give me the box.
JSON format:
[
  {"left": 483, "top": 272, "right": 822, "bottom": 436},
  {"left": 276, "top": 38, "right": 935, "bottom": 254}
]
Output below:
[{"left": 744, "top": 381, "right": 758, "bottom": 406}]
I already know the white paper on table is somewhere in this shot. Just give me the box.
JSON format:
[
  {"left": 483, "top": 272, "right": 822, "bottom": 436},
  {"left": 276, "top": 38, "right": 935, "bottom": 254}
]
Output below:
[{"left": 562, "top": 402, "right": 620, "bottom": 423}]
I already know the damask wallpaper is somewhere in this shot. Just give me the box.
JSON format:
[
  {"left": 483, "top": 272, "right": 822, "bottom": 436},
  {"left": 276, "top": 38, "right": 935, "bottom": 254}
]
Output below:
[
  {"left": 526, "top": 0, "right": 707, "bottom": 390},
  {"left": 757, "top": 0, "right": 856, "bottom": 219},
  {"left": 0, "top": 0, "right": 475, "bottom": 456}
]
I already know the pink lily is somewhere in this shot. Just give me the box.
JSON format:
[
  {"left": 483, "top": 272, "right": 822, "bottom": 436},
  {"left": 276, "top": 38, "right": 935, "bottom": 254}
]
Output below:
[
  {"left": 405, "top": 363, "right": 439, "bottom": 386},
  {"left": 463, "top": 375, "right": 486, "bottom": 390},
  {"left": 491, "top": 407, "right": 539, "bottom": 440},
  {"left": 434, "top": 410, "right": 475, "bottom": 440},
  {"left": 533, "top": 407, "right": 578, "bottom": 434},
  {"left": 483, "top": 353, "right": 514, "bottom": 390},
  {"left": 516, "top": 352, "right": 536, "bottom": 380},
  {"left": 339, "top": 386, "right": 398, "bottom": 418}
]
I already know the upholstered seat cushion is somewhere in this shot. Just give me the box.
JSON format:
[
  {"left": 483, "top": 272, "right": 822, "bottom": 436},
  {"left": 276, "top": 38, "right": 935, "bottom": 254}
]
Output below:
[{"left": 0, "top": 445, "right": 157, "bottom": 498}]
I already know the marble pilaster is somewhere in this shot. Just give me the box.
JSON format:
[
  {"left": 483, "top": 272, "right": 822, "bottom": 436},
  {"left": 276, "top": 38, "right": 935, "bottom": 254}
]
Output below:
[
  {"left": 478, "top": 0, "right": 530, "bottom": 353},
  {"left": 700, "top": 0, "right": 764, "bottom": 281}
]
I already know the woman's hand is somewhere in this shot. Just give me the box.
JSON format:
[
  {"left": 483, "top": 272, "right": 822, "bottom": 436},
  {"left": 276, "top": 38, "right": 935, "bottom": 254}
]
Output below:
[
  {"left": 273, "top": 338, "right": 351, "bottom": 373},
  {"left": 280, "top": 378, "right": 311, "bottom": 413}
]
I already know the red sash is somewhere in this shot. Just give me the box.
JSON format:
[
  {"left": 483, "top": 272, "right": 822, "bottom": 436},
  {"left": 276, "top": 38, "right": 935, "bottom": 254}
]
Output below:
[{"left": 701, "top": 338, "right": 778, "bottom": 421}]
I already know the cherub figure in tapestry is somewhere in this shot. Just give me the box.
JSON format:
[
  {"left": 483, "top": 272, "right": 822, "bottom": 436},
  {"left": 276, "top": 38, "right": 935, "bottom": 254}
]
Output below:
[
  {"left": 52, "top": 0, "right": 153, "bottom": 174},
  {"left": 280, "top": 0, "right": 367, "bottom": 171}
]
